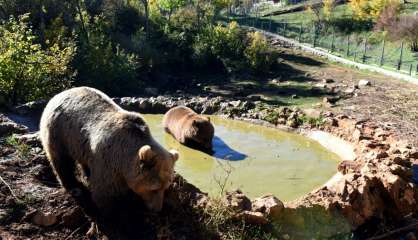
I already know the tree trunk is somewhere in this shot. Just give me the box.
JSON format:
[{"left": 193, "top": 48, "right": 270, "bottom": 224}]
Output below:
[
  {"left": 75, "top": 0, "right": 89, "bottom": 44},
  {"left": 141, "top": 0, "right": 150, "bottom": 39}
]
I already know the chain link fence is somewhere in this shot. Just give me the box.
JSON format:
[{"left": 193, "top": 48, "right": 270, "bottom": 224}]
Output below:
[{"left": 228, "top": 15, "right": 418, "bottom": 76}]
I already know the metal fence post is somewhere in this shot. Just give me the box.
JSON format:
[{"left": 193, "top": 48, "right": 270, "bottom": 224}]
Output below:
[
  {"left": 410, "top": 64, "right": 413, "bottom": 75},
  {"left": 397, "top": 41, "right": 404, "bottom": 71},
  {"left": 362, "top": 38, "right": 367, "bottom": 63},
  {"left": 312, "top": 25, "right": 316, "bottom": 47},
  {"left": 346, "top": 35, "right": 350, "bottom": 57},
  {"left": 269, "top": 15, "right": 272, "bottom": 32},
  {"left": 380, "top": 39, "right": 385, "bottom": 66},
  {"left": 298, "top": 23, "right": 303, "bottom": 42},
  {"left": 331, "top": 32, "right": 335, "bottom": 52},
  {"left": 283, "top": 23, "right": 287, "bottom": 36}
]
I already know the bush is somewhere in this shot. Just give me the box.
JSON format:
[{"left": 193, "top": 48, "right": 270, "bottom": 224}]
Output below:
[
  {"left": 193, "top": 21, "right": 246, "bottom": 72},
  {"left": 0, "top": 14, "right": 75, "bottom": 104},
  {"left": 244, "top": 31, "right": 277, "bottom": 73},
  {"left": 387, "top": 15, "right": 418, "bottom": 51},
  {"left": 349, "top": 0, "right": 401, "bottom": 21},
  {"left": 74, "top": 16, "right": 141, "bottom": 96}
]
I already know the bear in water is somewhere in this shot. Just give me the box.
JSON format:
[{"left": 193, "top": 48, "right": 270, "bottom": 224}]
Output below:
[
  {"left": 39, "top": 87, "right": 178, "bottom": 212},
  {"left": 163, "top": 106, "right": 214, "bottom": 151}
]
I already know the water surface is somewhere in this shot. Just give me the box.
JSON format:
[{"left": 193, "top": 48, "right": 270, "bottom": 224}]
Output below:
[{"left": 143, "top": 114, "right": 340, "bottom": 201}]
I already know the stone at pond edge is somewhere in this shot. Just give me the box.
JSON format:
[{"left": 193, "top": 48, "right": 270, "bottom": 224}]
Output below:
[
  {"left": 234, "top": 211, "right": 268, "bottom": 225},
  {"left": 31, "top": 210, "right": 58, "bottom": 227},
  {"left": 0, "top": 114, "right": 28, "bottom": 137},
  {"left": 358, "top": 79, "right": 371, "bottom": 87},
  {"left": 223, "top": 189, "right": 252, "bottom": 212},
  {"left": 252, "top": 195, "right": 284, "bottom": 219}
]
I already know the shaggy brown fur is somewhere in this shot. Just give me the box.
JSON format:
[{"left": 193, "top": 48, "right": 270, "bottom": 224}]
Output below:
[
  {"left": 163, "top": 106, "right": 214, "bottom": 150},
  {"left": 39, "top": 87, "right": 178, "bottom": 211}
]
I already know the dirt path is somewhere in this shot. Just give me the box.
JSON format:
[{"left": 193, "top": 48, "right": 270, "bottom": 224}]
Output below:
[{"left": 201, "top": 46, "right": 418, "bottom": 146}]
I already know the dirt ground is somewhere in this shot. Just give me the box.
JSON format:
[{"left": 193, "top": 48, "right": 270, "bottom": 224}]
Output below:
[
  {"left": 1, "top": 45, "right": 417, "bottom": 240},
  {"left": 201, "top": 46, "right": 418, "bottom": 146}
]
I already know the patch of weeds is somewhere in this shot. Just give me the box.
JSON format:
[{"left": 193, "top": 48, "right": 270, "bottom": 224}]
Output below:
[
  {"left": 262, "top": 109, "right": 281, "bottom": 125},
  {"left": 203, "top": 198, "right": 276, "bottom": 240},
  {"left": 5, "top": 134, "right": 31, "bottom": 160},
  {"left": 4, "top": 199, "right": 27, "bottom": 224},
  {"left": 296, "top": 115, "right": 324, "bottom": 128},
  {"left": 203, "top": 161, "right": 276, "bottom": 240}
]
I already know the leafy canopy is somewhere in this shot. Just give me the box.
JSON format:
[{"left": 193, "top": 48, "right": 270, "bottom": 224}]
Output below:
[{"left": 0, "top": 14, "right": 75, "bottom": 104}]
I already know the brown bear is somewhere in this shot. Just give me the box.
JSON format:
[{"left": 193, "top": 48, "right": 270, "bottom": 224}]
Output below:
[
  {"left": 162, "top": 106, "right": 214, "bottom": 150},
  {"left": 39, "top": 87, "right": 178, "bottom": 212}
]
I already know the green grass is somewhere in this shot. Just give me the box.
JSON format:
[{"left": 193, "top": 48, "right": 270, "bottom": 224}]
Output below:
[{"left": 229, "top": 2, "right": 418, "bottom": 76}]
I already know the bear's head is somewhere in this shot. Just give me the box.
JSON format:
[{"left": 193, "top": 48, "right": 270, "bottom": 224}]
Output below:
[
  {"left": 187, "top": 116, "right": 214, "bottom": 150},
  {"left": 126, "top": 144, "right": 178, "bottom": 211}
]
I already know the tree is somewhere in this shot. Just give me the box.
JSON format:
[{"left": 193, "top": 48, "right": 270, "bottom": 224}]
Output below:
[
  {"left": 139, "top": 0, "right": 150, "bottom": 39},
  {"left": 306, "top": 0, "right": 336, "bottom": 28},
  {"left": 158, "top": 0, "right": 186, "bottom": 19},
  {"left": 0, "top": 14, "right": 75, "bottom": 104},
  {"left": 349, "top": 0, "right": 401, "bottom": 21},
  {"left": 387, "top": 15, "right": 418, "bottom": 51}
]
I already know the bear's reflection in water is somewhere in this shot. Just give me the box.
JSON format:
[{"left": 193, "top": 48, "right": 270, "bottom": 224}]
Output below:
[
  {"left": 179, "top": 135, "right": 247, "bottom": 161},
  {"left": 211, "top": 136, "right": 247, "bottom": 161}
]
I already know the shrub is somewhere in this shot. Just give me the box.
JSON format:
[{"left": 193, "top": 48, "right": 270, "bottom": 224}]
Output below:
[
  {"left": 193, "top": 21, "right": 246, "bottom": 72},
  {"left": 349, "top": 0, "right": 401, "bottom": 21},
  {"left": 374, "top": 1, "right": 399, "bottom": 31},
  {"left": 0, "top": 14, "right": 75, "bottom": 104},
  {"left": 244, "top": 31, "right": 277, "bottom": 73},
  {"left": 387, "top": 15, "right": 418, "bottom": 51},
  {"left": 74, "top": 16, "right": 141, "bottom": 96}
]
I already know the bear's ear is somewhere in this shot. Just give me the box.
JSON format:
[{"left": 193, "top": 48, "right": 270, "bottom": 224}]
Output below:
[
  {"left": 206, "top": 117, "right": 211, "bottom": 122},
  {"left": 138, "top": 145, "right": 156, "bottom": 162},
  {"left": 169, "top": 149, "right": 179, "bottom": 162}
]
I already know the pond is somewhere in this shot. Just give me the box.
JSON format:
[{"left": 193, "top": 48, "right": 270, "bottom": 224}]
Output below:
[{"left": 144, "top": 114, "right": 341, "bottom": 201}]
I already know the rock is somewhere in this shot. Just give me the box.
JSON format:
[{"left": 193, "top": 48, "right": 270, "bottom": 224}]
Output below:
[
  {"left": 235, "top": 211, "right": 268, "bottom": 225},
  {"left": 406, "top": 150, "right": 418, "bottom": 159},
  {"left": 344, "top": 87, "right": 356, "bottom": 94},
  {"left": 0, "top": 114, "right": 28, "bottom": 137},
  {"left": 31, "top": 210, "right": 58, "bottom": 227},
  {"left": 315, "top": 83, "right": 327, "bottom": 89},
  {"left": 251, "top": 195, "right": 284, "bottom": 219},
  {"left": 229, "top": 100, "right": 241, "bottom": 108},
  {"left": 375, "top": 151, "right": 389, "bottom": 159},
  {"left": 224, "top": 189, "right": 251, "bottom": 212},
  {"left": 358, "top": 79, "right": 371, "bottom": 87},
  {"left": 13, "top": 100, "right": 47, "bottom": 115},
  {"left": 286, "top": 119, "right": 298, "bottom": 128},
  {"left": 390, "top": 164, "right": 413, "bottom": 180},
  {"left": 322, "top": 78, "right": 334, "bottom": 83},
  {"left": 62, "top": 207, "right": 87, "bottom": 229},
  {"left": 15, "top": 132, "right": 41, "bottom": 147},
  {"left": 323, "top": 117, "right": 338, "bottom": 127},
  {"left": 338, "top": 160, "right": 361, "bottom": 174}
]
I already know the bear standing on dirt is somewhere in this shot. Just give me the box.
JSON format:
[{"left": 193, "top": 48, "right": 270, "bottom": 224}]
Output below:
[
  {"left": 163, "top": 106, "right": 214, "bottom": 150},
  {"left": 40, "top": 87, "right": 178, "bottom": 212}
]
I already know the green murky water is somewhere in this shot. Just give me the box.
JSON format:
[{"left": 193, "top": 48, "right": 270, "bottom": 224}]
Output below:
[{"left": 143, "top": 114, "right": 340, "bottom": 201}]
